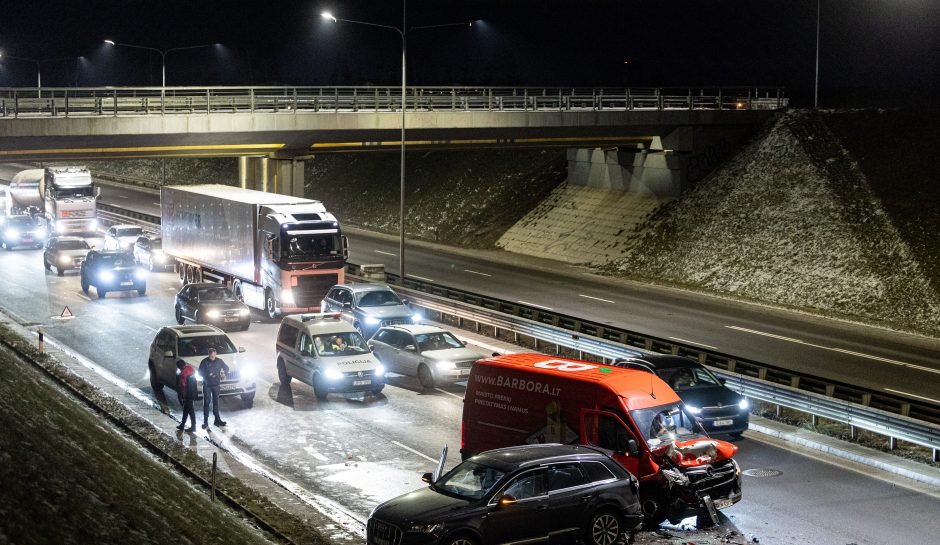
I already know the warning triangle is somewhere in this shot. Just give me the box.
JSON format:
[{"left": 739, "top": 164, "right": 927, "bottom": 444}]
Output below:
[{"left": 60, "top": 306, "right": 74, "bottom": 318}]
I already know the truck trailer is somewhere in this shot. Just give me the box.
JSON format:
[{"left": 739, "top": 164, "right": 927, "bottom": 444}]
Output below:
[
  {"left": 8, "top": 167, "right": 99, "bottom": 235},
  {"left": 161, "top": 184, "right": 348, "bottom": 319}
]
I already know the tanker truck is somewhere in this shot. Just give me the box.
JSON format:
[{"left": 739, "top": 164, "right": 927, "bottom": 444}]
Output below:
[
  {"left": 7, "top": 166, "right": 99, "bottom": 235},
  {"left": 161, "top": 184, "right": 348, "bottom": 319}
]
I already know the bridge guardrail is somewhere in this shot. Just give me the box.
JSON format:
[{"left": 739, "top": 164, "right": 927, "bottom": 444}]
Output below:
[
  {"left": 0, "top": 86, "right": 787, "bottom": 118},
  {"left": 375, "top": 273, "right": 940, "bottom": 461}
]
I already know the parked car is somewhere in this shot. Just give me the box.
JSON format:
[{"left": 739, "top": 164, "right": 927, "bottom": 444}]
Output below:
[
  {"left": 80, "top": 250, "right": 147, "bottom": 298},
  {"left": 133, "top": 235, "right": 170, "bottom": 271},
  {"left": 103, "top": 224, "right": 144, "bottom": 251},
  {"left": 612, "top": 355, "right": 749, "bottom": 436},
  {"left": 147, "top": 324, "right": 257, "bottom": 408},
  {"left": 367, "top": 443, "right": 642, "bottom": 545},
  {"left": 42, "top": 236, "right": 92, "bottom": 275},
  {"left": 275, "top": 312, "right": 386, "bottom": 399},
  {"left": 368, "top": 324, "right": 487, "bottom": 389},
  {"left": 1, "top": 214, "right": 46, "bottom": 250},
  {"left": 174, "top": 282, "right": 252, "bottom": 331},
  {"left": 322, "top": 283, "right": 420, "bottom": 337}
]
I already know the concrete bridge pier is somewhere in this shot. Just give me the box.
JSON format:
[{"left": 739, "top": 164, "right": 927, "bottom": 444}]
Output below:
[{"left": 238, "top": 156, "right": 305, "bottom": 197}]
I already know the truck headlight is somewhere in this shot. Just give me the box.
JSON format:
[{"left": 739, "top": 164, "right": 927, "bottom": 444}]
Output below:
[
  {"left": 435, "top": 360, "right": 455, "bottom": 370},
  {"left": 374, "top": 364, "right": 386, "bottom": 377},
  {"left": 206, "top": 310, "right": 221, "bottom": 319},
  {"left": 738, "top": 399, "right": 750, "bottom": 410},
  {"left": 323, "top": 368, "right": 344, "bottom": 381},
  {"left": 685, "top": 405, "right": 702, "bottom": 414},
  {"left": 99, "top": 270, "right": 115, "bottom": 282},
  {"left": 281, "top": 289, "right": 295, "bottom": 305},
  {"left": 364, "top": 316, "right": 380, "bottom": 326}
]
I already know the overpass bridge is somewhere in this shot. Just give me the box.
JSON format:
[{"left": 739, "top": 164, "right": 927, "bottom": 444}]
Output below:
[{"left": 0, "top": 85, "right": 786, "bottom": 196}]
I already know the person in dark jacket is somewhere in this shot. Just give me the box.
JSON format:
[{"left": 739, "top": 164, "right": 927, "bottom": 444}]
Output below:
[
  {"left": 176, "top": 360, "right": 198, "bottom": 432},
  {"left": 199, "top": 347, "right": 230, "bottom": 429}
]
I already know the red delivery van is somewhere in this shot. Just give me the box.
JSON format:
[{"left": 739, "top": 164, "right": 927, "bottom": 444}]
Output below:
[{"left": 461, "top": 353, "right": 742, "bottom": 525}]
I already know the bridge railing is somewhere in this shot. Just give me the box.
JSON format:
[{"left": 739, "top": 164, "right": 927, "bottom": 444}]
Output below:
[{"left": 0, "top": 86, "right": 787, "bottom": 118}]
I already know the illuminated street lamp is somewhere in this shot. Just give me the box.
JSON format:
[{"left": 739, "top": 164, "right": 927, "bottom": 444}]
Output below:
[
  {"left": 0, "top": 53, "right": 85, "bottom": 96},
  {"left": 321, "top": 5, "right": 473, "bottom": 284},
  {"left": 104, "top": 39, "right": 218, "bottom": 86}
]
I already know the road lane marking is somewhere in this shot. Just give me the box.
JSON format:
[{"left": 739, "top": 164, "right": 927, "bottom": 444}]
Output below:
[
  {"left": 410, "top": 275, "right": 434, "bottom": 282},
  {"left": 77, "top": 293, "right": 91, "bottom": 301},
  {"left": 669, "top": 337, "right": 719, "bottom": 351},
  {"left": 116, "top": 195, "right": 128, "bottom": 199},
  {"left": 391, "top": 441, "right": 438, "bottom": 463},
  {"left": 518, "top": 300, "right": 553, "bottom": 311},
  {"left": 726, "top": 325, "right": 940, "bottom": 375},
  {"left": 578, "top": 294, "right": 616, "bottom": 304},
  {"left": 374, "top": 250, "right": 396, "bottom": 256},
  {"left": 463, "top": 269, "right": 492, "bottom": 277},
  {"left": 884, "top": 389, "right": 940, "bottom": 405}
]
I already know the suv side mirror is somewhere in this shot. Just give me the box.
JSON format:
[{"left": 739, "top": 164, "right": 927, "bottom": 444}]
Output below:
[
  {"left": 421, "top": 472, "right": 433, "bottom": 484},
  {"left": 238, "top": 346, "right": 246, "bottom": 353},
  {"left": 626, "top": 439, "right": 639, "bottom": 457}
]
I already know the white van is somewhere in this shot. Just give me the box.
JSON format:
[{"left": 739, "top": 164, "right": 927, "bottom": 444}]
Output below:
[{"left": 275, "top": 313, "right": 386, "bottom": 399}]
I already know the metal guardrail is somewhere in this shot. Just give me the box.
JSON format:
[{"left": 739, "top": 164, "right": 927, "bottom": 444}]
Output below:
[
  {"left": 381, "top": 273, "right": 940, "bottom": 461},
  {"left": 0, "top": 85, "right": 788, "bottom": 118}
]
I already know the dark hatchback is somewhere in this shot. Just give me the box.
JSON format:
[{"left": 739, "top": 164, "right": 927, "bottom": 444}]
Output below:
[
  {"left": 80, "top": 250, "right": 147, "bottom": 298},
  {"left": 367, "top": 444, "right": 642, "bottom": 545},
  {"left": 613, "top": 355, "right": 750, "bottom": 436},
  {"left": 175, "top": 282, "right": 251, "bottom": 331},
  {"left": 1, "top": 214, "right": 46, "bottom": 250}
]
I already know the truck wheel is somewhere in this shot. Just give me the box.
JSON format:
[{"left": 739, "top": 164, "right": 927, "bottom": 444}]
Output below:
[
  {"left": 149, "top": 361, "right": 163, "bottom": 394},
  {"left": 586, "top": 508, "right": 622, "bottom": 545},
  {"left": 313, "top": 375, "right": 328, "bottom": 400},
  {"left": 265, "top": 290, "right": 280, "bottom": 320},
  {"left": 178, "top": 265, "right": 187, "bottom": 284},
  {"left": 175, "top": 306, "right": 185, "bottom": 325},
  {"left": 418, "top": 364, "right": 436, "bottom": 390},
  {"left": 241, "top": 392, "right": 255, "bottom": 409},
  {"left": 276, "top": 358, "right": 291, "bottom": 385},
  {"left": 80, "top": 277, "right": 89, "bottom": 294}
]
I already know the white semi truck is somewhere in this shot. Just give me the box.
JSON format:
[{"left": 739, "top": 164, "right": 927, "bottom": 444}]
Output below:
[
  {"left": 7, "top": 166, "right": 99, "bottom": 235},
  {"left": 161, "top": 184, "right": 348, "bottom": 319}
]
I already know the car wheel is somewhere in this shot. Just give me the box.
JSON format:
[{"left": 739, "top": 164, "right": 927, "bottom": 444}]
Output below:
[
  {"left": 97, "top": 288, "right": 108, "bottom": 299},
  {"left": 149, "top": 361, "right": 163, "bottom": 393},
  {"left": 371, "top": 384, "right": 385, "bottom": 396},
  {"left": 175, "top": 306, "right": 185, "bottom": 325},
  {"left": 43, "top": 257, "right": 51, "bottom": 271},
  {"left": 586, "top": 508, "right": 622, "bottom": 545},
  {"left": 265, "top": 289, "right": 280, "bottom": 320},
  {"left": 276, "top": 358, "right": 291, "bottom": 386},
  {"left": 441, "top": 533, "right": 478, "bottom": 545},
  {"left": 80, "top": 277, "right": 89, "bottom": 294},
  {"left": 313, "top": 375, "right": 328, "bottom": 400},
  {"left": 241, "top": 392, "right": 255, "bottom": 409},
  {"left": 239, "top": 321, "right": 250, "bottom": 332},
  {"left": 56, "top": 266, "right": 65, "bottom": 277},
  {"left": 418, "top": 364, "right": 436, "bottom": 390},
  {"left": 137, "top": 282, "right": 147, "bottom": 296}
]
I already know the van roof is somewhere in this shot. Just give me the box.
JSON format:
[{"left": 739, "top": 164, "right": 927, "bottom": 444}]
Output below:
[{"left": 476, "top": 352, "right": 680, "bottom": 411}]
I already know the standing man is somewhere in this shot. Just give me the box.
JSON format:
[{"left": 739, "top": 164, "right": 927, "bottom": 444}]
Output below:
[
  {"left": 176, "top": 360, "right": 198, "bottom": 433},
  {"left": 199, "top": 347, "right": 230, "bottom": 430}
]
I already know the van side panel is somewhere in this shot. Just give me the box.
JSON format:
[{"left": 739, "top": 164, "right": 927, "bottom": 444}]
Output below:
[{"left": 463, "top": 359, "right": 601, "bottom": 458}]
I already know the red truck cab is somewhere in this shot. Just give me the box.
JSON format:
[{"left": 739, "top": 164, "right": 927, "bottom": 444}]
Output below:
[{"left": 461, "top": 353, "right": 742, "bottom": 525}]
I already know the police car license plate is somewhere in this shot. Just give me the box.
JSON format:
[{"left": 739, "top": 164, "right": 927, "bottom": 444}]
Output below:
[
  {"left": 353, "top": 379, "right": 371, "bottom": 386},
  {"left": 120, "top": 281, "right": 134, "bottom": 286},
  {"left": 713, "top": 419, "right": 734, "bottom": 427},
  {"left": 714, "top": 497, "right": 734, "bottom": 510}
]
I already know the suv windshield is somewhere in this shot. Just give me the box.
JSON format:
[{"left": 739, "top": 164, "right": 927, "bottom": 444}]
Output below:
[
  {"left": 57, "top": 239, "right": 90, "bottom": 250},
  {"left": 415, "top": 331, "right": 463, "bottom": 351},
  {"left": 631, "top": 403, "right": 706, "bottom": 448},
  {"left": 177, "top": 335, "right": 237, "bottom": 357},
  {"left": 356, "top": 289, "right": 403, "bottom": 307},
  {"left": 434, "top": 460, "right": 506, "bottom": 500},
  {"left": 313, "top": 332, "right": 369, "bottom": 356}
]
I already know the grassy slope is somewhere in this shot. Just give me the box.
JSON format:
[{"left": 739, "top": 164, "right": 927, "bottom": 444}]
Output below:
[{"left": 0, "top": 338, "right": 274, "bottom": 545}]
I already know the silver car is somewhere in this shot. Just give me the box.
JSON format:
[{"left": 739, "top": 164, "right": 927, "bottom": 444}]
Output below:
[{"left": 368, "top": 324, "right": 487, "bottom": 389}]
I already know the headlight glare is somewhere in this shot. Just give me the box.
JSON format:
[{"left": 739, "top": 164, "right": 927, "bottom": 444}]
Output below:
[
  {"left": 241, "top": 365, "right": 257, "bottom": 380},
  {"left": 206, "top": 310, "right": 221, "bottom": 319},
  {"left": 239, "top": 308, "right": 250, "bottom": 316},
  {"left": 281, "top": 288, "right": 295, "bottom": 305},
  {"left": 374, "top": 364, "right": 386, "bottom": 377},
  {"left": 324, "top": 368, "right": 344, "bottom": 380},
  {"left": 435, "top": 360, "right": 456, "bottom": 370},
  {"left": 685, "top": 405, "right": 702, "bottom": 415},
  {"left": 364, "top": 316, "right": 380, "bottom": 326},
  {"left": 4, "top": 229, "right": 19, "bottom": 239},
  {"left": 411, "top": 312, "right": 422, "bottom": 322},
  {"left": 59, "top": 256, "right": 71, "bottom": 264},
  {"left": 134, "top": 268, "right": 147, "bottom": 280},
  {"left": 99, "top": 270, "right": 115, "bottom": 282},
  {"left": 738, "top": 399, "right": 750, "bottom": 410}
]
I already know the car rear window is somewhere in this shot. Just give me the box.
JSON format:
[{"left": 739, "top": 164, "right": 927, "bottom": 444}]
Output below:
[{"left": 581, "top": 461, "right": 617, "bottom": 483}]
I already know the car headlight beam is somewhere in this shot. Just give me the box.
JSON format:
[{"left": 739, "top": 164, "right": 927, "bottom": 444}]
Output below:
[
  {"left": 738, "top": 399, "right": 750, "bottom": 410},
  {"left": 99, "top": 270, "right": 115, "bottom": 282},
  {"left": 363, "top": 316, "right": 381, "bottom": 326},
  {"left": 685, "top": 404, "right": 702, "bottom": 415},
  {"left": 435, "top": 360, "right": 456, "bottom": 370},
  {"left": 374, "top": 364, "right": 386, "bottom": 377},
  {"left": 323, "top": 368, "right": 344, "bottom": 380},
  {"left": 206, "top": 310, "right": 221, "bottom": 319},
  {"left": 239, "top": 308, "right": 250, "bottom": 316}
]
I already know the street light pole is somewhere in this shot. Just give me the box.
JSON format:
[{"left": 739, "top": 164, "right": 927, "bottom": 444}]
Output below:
[
  {"left": 322, "top": 5, "right": 471, "bottom": 285},
  {"left": 814, "top": 0, "right": 821, "bottom": 108},
  {"left": 104, "top": 40, "right": 217, "bottom": 86}
]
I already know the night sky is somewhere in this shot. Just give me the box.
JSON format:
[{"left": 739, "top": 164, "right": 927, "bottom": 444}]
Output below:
[{"left": 1, "top": 0, "right": 937, "bottom": 106}]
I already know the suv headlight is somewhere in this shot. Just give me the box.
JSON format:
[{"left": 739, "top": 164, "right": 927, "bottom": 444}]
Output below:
[
  {"left": 59, "top": 256, "right": 71, "bottom": 264},
  {"left": 363, "top": 316, "right": 380, "bottom": 326},
  {"left": 241, "top": 365, "right": 257, "bottom": 381},
  {"left": 239, "top": 308, "right": 250, "bottom": 316},
  {"left": 685, "top": 404, "right": 702, "bottom": 415},
  {"left": 99, "top": 270, "right": 115, "bottom": 282},
  {"left": 435, "top": 360, "right": 455, "bottom": 370},
  {"left": 134, "top": 269, "right": 147, "bottom": 280},
  {"left": 374, "top": 364, "right": 386, "bottom": 377},
  {"left": 408, "top": 523, "right": 443, "bottom": 534},
  {"left": 206, "top": 310, "right": 221, "bottom": 319},
  {"left": 411, "top": 312, "right": 422, "bottom": 322},
  {"left": 323, "top": 368, "right": 344, "bottom": 380},
  {"left": 738, "top": 399, "right": 750, "bottom": 410}
]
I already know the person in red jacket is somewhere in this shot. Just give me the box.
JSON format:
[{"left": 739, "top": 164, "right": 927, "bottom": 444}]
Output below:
[{"left": 176, "top": 360, "right": 198, "bottom": 432}]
